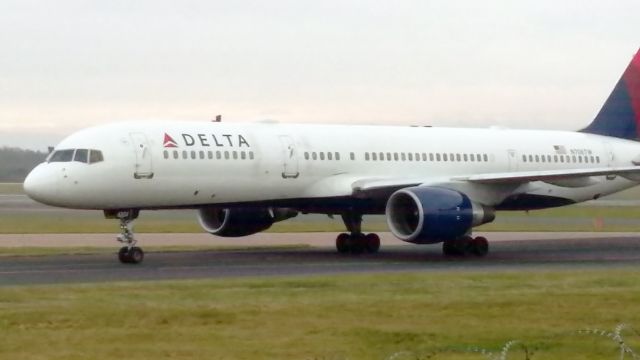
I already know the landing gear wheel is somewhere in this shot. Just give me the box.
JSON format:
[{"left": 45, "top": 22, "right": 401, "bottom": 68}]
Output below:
[
  {"left": 348, "top": 234, "right": 366, "bottom": 254},
  {"left": 118, "top": 246, "right": 145, "bottom": 264},
  {"left": 469, "top": 236, "right": 489, "bottom": 257},
  {"left": 443, "top": 236, "right": 489, "bottom": 257},
  {"left": 442, "top": 237, "right": 472, "bottom": 256},
  {"left": 128, "top": 247, "right": 144, "bottom": 264},
  {"left": 336, "top": 233, "right": 350, "bottom": 254},
  {"left": 364, "top": 233, "right": 381, "bottom": 253},
  {"left": 118, "top": 246, "right": 131, "bottom": 264}
]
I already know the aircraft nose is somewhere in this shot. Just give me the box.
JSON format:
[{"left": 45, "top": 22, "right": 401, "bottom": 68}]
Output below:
[{"left": 23, "top": 165, "right": 59, "bottom": 205}]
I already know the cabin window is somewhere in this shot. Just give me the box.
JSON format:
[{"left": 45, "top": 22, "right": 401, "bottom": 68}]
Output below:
[
  {"left": 401, "top": 153, "right": 406, "bottom": 161},
  {"left": 436, "top": 153, "right": 441, "bottom": 161},
  {"left": 394, "top": 153, "right": 399, "bottom": 161},
  {"left": 182, "top": 151, "right": 188, "bottom": 159},
  {"left": 596, "top": 156, "right": 600, "bottom": 163},
  {"left": 216, "top": 151, "right": 221, "bottom": 160},
  {"left": 350, "top": 152, "right": 355, "bottom": 160},
  {"left": 249, "top": 152, "right": 255, "bottom": 160},
  {"left": 327, "top": 152, "right": 333, "bottom": 160},
  {"left": 320, "top": 152, "right": 325, "bottom": 160},
  {"left": 173, "top": 150, "right": 179, "bottom": 160},
  {"left": 199, "top": 151, "right": 205, "bottom": 159},
  {"left": 224, "top": 151, "right": 230, "bottom": 160},
  {"left": 312, "top": 152, "right": 317, "bottom": 160},
  {"left": 163, "top": 150, "right": 169, "bottom": 160},
  {"left": 442, "top": 153, "right": 448, "bottom": 161},
  {"left": 241, "top": 151, "right": 246, "bottom": 160},
  {"left": 371, "top": 152, "right": 377, "bottom": 161},
  {"left": 233, "top": 151, "right": 238, "bottom": 160},
  {"left": 365, "top": 152, "right": 370, "bottom": 161},
  {"left": 553, "top": 155, "right": 558, "bottom": 163},
  {"left": 407, "top": 153, "right": 413, "bottom": 161},
  {"left": 522, "top": 155, "right": 527, "bottom": 162},
  {"left": 429, "top": 153, "right": 435, "bottom": 161},
  {"left": 304, "top": 152, "right": 309, "bottom": 160},
  {"left": 208, "top": 151, "right": 213, "bottom": 159}
]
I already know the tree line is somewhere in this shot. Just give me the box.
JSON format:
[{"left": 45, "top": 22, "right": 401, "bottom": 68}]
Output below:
[{"left": 0, "top": 147, "right": 47, "bottom": 182}]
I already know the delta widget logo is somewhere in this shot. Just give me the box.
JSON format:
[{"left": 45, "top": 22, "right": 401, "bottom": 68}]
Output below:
[{"left": 163, "top": 133, "right": 178, "bottom": 148}]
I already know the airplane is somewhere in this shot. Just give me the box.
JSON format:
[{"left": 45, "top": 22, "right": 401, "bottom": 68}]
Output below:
[{"left": 24, "top": 48, "right": 640, "bottom": 264}]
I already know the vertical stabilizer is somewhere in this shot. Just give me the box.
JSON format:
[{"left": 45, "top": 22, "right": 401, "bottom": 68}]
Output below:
[{"left": 581, "top": 49, "right": 640, "bottom": 140}]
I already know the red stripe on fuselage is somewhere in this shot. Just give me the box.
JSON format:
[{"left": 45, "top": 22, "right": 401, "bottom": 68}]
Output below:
[{"left": 624, "top": 50, "right": 640, "bottom": 138}]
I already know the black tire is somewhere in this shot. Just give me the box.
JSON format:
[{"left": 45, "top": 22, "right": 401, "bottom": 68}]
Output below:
[
  {"left": 364, "top": 233, "right": 381, "bottom": 253},
  {"left": 118, "top": 246, "right": 131, "bottom": 264},
  {"left": 470, "top": 236, "right": 489, "bottom": 257},
  {"left": 128, "top": 247, "right": 144, "bottom": 264},
  {"left": 443, "top": 237, "right": 472, "bottom": 256},
  {"left": 336, "top": 233, "right": 350, "bottom": 253},
  {"left": 349, "top": 234, "right": 366, "bottom": 254}
]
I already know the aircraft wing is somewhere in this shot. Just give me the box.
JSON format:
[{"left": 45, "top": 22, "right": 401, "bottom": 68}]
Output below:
[
  {"left": 304, "top": 166, "right": 640, "bottom": 202},
  {"left": 450, "top": 166, "right": 640, "bottom": 184},
  {"left": 345, "top": 165, "right": 640, "bottom": 201}
]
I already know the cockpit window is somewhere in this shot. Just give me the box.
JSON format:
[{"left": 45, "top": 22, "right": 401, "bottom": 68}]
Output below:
[
  {"left": 74, "top": 149, "right": 89, "bottom": 163},
  {"left": 49, "top": 149, "right": 75, "bottom": 162},
  {"left": 89, "top": 150, "right": 104, "bottom": 164},
  {"left": 48, "top": 148, "right": 104, "bottom": 164}
]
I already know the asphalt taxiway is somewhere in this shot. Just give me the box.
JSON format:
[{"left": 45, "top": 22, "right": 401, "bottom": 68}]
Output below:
[{"left": 0, "top": 232, "right": 638, "bottom": 286}]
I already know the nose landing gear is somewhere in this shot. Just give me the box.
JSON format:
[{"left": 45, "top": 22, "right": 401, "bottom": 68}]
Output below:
[{"left": 105, "top": 209, "right": 144, "bottom": 264}]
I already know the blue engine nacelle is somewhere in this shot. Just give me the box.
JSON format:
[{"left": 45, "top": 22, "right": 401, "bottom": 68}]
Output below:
[
  {"left": 385, "top": 186, "right": 495, "bottom": 244},
  {"left": 198, "top": 207, "right": 298, "bottom": 237}
]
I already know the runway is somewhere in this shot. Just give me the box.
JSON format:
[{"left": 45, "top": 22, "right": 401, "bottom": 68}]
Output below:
[{"left": 0, "top": 232, "right": 639, "bottom": 286}]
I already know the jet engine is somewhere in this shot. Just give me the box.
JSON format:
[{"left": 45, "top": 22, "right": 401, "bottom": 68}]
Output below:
[
  {"left": 385, "top": 186, "right": 494, "bottom": 244},
  {"left": 197, "top": 207, "right": 298, "bottom": 237}
]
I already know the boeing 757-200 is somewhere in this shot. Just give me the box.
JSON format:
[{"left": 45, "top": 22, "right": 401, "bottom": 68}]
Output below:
[{"left": 24, "top": 49, "right": 640, "bottom": 264}]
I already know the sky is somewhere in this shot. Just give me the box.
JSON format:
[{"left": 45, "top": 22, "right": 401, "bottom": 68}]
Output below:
[{"left": 0, "top": 0, "right": 638, "bottom": 151}]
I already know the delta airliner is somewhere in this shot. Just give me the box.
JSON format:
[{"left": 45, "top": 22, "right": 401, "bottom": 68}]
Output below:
[{"left": 24, "top": 49, "right": 640, "bottom": 264}]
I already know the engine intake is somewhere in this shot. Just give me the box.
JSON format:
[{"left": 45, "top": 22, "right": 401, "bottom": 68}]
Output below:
[
  {"left": 386, "top": 186, "right": 494, "bottom": 244},
  {"left": 198, "top": 207, "right": 297, "bottom": 237}
]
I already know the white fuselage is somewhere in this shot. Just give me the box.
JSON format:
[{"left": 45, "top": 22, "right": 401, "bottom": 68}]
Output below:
[{"left": 24, "top": 121, "right": 640, "bottom": 211}]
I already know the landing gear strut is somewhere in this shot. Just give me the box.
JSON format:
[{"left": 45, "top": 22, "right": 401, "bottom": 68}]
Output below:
[
  {"left": 335, "top": 212, "right": 381, "bottom": 254},
  {"left": 442, "top": 236, "right": 489, "bottom": 257},
  {"left": 109, "top": 209, "right": 145, "bottom": 264}
]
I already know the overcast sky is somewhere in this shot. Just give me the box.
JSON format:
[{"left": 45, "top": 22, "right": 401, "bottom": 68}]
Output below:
[{"left": 0, "top": 0, "right": 638, "bottom": 150}]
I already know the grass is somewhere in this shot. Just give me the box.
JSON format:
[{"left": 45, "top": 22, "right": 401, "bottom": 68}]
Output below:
[
  {"left": 0, "top": 270, "right": 639, "bottom": 359},
  {"left": 0, "top": 183, "right": 23, "bottom": 194}
]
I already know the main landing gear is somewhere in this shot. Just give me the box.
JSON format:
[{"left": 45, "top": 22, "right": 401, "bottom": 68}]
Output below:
[
  {"left": 112, "top": 209, "right": 145, "bottom": 264},
  {"left": 335, "top": 212, "right": 381, "bottom": 254},
  {"left": 442, "top": 236, "right": 489, "bottom": 257}
]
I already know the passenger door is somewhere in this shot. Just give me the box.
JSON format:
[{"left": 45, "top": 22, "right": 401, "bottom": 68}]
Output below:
[
  {"left": 130, "top": 133, "right": 154, "bottom": 179},
  {"left": 278, "top": 135, "right": 299, "bottom": 179}
]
